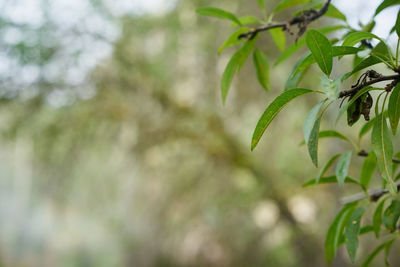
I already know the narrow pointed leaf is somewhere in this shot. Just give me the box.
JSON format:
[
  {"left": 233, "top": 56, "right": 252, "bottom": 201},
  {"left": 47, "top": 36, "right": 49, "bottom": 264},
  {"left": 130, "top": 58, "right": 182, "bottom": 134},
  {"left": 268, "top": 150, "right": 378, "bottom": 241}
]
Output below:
[
  {"left": 257, "top": 0, "right": 265, "bottom": 10},
  {"left": 374, "top": 0, "right": 400, "bottom": 16},
  {"left": 253, "top": 49, "right": 270, "bottom": 91},
  {"left": 251, "top": 89, "right": 315, "bottom": 150},
  {"left": 382, "top": 199, "right": 400, "bottom": 232},
  {"left": 221, "top": 56, "right": 239, "bottom": 103},
  {"left": 303, "top": 100, "right": 325, "bottom": 145},
  {"left": 325, "top": 203, "right": 358, "bottom": 263},
  {"left": 308, "top": 116, "right": 322, "bottom": 167},
  {"left": 336, "top": 151, "right": 352, "bottom": 187},
  {"left": 299, "top": 130, "right": 351, "bottom": 146},
  {"left": 361, "top": 240, "right": 396, "bottom": 267},
  {"left": 196, "top": 7, "right": 242, "bottom": 26},
  {"left": 388, "top": 83, "right": 400, "bottom": 134},
  {"left": 359, "top": 117, "right": 377, "bottom": 140},
  {"left": 295, "top": 46, "right": 361, "bottom": 76},
  {"left": 273, "top": 0, "right": 309, "bottom": 13},
  {"left": 221, "top": 39, "right": 256, "bottom": 103},
  {"left": 342, "top": 32, "right": 383, "bottom": 47},
  {"left": 269, "top": 28, "right": 286, "bottom": 51},
  {"left": 230, "top": 16, "right": 262, "bottom": 26},
  {"left": 275, "top": 25, "right": 346, "bottom": 66},
  {"left": 396, "top": 9, "right": 400, "bottom": 37},
  {"left": 345, "top": 207, "right": 366, "bottom": 262},
  {"left": 306, "top": 29, "right": 333, "bottom": 76},
  {"left": 371, "top": 113, "right": 395, "bottom": 192},
  {"left": 316, "top": 154, "right": 341, "bottom": 183},
  {"left": 360, "top": 151, "right": 377, "bottom": 188},
  {"left": 285, "top": 54, "right": 309, "bottom": 90},
  {"left": 218, "top": 27, "right": 249, "bottom": 54},
  {"left": 373, "top": 195, "right": 389, "bottom": 238},
  {"left": 303, "top": 175, "right": 359, "bottom": 187}
]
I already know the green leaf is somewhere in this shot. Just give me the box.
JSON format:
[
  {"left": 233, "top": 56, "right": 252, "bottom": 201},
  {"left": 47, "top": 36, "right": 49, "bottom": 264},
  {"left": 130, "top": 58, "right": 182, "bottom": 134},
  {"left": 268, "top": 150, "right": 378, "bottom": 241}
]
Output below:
[
  {"left": 295, "top": 46, "right": 361, "bottom": 76},
  {"left": 360, "top": 151, "right": 377, "bottom": 189},
  {"left": 253, "top": 49, "right": 270, "bottom": 91},
  {"left": 325, "top": 202, "right": 358, "bottom": 263},
  {"left": 196, "top": 7, "right": 242, "bottom": 26},
  {"left": 362, "top": 239, "right": 397, "bottom": 267},
  {"left": 325, "top": 4, "right": 347, "bottom": 21},
  {"left": 275, "top": 25, "right": 346, "bottom": 66},
  {"left": 218, "top": 27, "right": 249, "bottom": 54},
  {"left": 303, "top": 100, "right": 325, "bottom": 145},
  {"left": 371, "top": 113, "right": 395, "bottom": 192},
  {"left": 347, "top": 56, "right": 381, "bottom": 78},
  {"left": 359, "top": 117, "right": 377, "bottom": 140},
  {"left": 316, "top": 154, "right": 341, "bottom": 183},
  {"left": 388, "top": 83, "right": 400, "bottom": 134},
  {"left": 285, "top": 55, "right": 309, "bottom": 90},
  {"left": 382, "top": 199, "right": 400, "bottom": 232},
  {"left": 269, "top": 28, "right": 286, "bottom": 52},
  {"left": 306, "top": 29, "right": 333, "bottom": 76},
  {"left": 221, "top": 39, "right": 256, "bottom": 103},
  {"left": 308, "top": 116, "right": 322, "bottom": 167},
  {"left": 373, "top": 195, "right": 389, "bottom": 238},
  {"left": 342, "top": 32, "right": 383, "bottom": 47},
  {"left": 221, "top": 56, "right": 239, "bottom": 104},
  {"left": 339, "top": 225, "right": 375, "bottom": 246},
  {"left": 303, "top": 175, "right": 359, "bottom": 187},
  {"left": 346, "top": 42, "right": 393, "bottom": 79},
  {"left": 384, "top": 239, "right": 395, "bottom": 266},
  {"left": 273, "top": 0, "right": 310, "bottom": 13},
  {"left": 370, "top": 41, "right": 393, "bottom": 63},
  {"left": 345, "top": 207, "right": 366, "bottom": 262},
  {"left": 257, "top": 0, "right": 265, "bottom": 10},
  {"left": 251, "top": 89, "right": 315, "bottom": 150},
  {"left": 318, "top": 130, "right": 350, "bottom": 142},
  {"left": 396, "top": 9, "right": 400, "bottom": 37},
  {"left": 336, "top": 151, "right": 352, "bottom": 186},
  {"left": 299, "top": 130, "right": 351, "bottom": 146},
  {"left": 374, "top": 0, "right": 400, "bottom": 16},
  {"left": 231, "top": 16, "right": 262, "bottom": 26}
]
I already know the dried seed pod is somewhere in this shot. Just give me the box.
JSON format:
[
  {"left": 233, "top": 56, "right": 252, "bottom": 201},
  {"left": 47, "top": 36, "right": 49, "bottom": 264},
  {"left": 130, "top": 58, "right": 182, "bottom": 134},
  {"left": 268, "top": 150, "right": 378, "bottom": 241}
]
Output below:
[{"left": 361, "top": 92, "right": 373, "bottom": 121}]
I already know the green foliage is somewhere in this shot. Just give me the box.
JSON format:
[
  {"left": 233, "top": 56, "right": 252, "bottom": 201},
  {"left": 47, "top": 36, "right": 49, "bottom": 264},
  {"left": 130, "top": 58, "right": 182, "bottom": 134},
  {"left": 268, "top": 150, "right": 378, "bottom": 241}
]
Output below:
[
  {"left": 198, "top": 0, "right": 400, "bottom": 264},
  {"left": 306, "top": 29, "right": 333, "bottom": 76},
  {"left": 360, "top": 151, "right": 377, "bottom": 189},
  {"left": 253, "top": 49, "right": 270, "bottom": 91},
  {"left": 345, "top": 207, "right": 365, "bottom": 262},
  {"left": 335, "top": 151, "right": 352, "bottom": 187},
  {"left": 388, "top": 83, "right": 400, "bottom": 134},
  {"left": 196, "top": 7, "right": 242, "bottom": 26},
  {"left": 251, "top": 89, "right": 315, "bottom": 150}
]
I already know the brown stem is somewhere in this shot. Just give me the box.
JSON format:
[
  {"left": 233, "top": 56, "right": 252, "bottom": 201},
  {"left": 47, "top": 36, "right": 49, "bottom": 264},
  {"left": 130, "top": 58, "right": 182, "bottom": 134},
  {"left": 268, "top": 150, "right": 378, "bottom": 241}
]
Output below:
[
  {"left": 238, "top": 0, "right": 331, "bottom": 40},
  {"left": 341, "top": 182, "right": 400, "bottom": 204},
  {"left": 358, "top": 150, "right": 400, "bottom": 164},
  {"left": 339, "top": 74, "right": 400, "bottom": 98}
]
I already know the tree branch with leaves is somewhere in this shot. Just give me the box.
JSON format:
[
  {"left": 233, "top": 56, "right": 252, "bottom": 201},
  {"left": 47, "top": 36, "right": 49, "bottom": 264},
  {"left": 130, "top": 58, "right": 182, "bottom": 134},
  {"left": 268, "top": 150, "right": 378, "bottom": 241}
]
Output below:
[{"left": 197, "top": 0, "right": 400, "bottom": 265}]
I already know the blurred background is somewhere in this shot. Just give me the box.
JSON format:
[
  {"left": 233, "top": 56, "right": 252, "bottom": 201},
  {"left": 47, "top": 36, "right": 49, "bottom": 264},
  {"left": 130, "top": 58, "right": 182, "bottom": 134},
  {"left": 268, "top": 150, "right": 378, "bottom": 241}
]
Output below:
[{"left": 0, "top": 0, "right": 398, "bottom": 266}]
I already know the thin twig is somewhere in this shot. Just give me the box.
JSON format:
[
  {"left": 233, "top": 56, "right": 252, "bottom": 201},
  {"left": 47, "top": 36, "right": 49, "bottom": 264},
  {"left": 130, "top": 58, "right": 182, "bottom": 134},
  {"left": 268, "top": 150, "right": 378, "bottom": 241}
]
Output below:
[
  {"left": 358, "top": 150, "right": 400, "bottom": 164},
  {"left": 238, "top": 0, "right": 331, "bottom": 40},
  {"left": 339, "top": 74, "right": 400, "bottom": 98},
  {"left": 341, "top": 182, "right": 400, "bottom": 204}
]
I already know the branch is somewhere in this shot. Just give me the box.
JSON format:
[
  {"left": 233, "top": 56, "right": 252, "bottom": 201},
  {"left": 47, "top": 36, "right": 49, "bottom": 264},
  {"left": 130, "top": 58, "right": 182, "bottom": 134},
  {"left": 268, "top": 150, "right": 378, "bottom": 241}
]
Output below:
[
  {"left": 358, "top": 150, "right": 400, "bottom": 164},
  {"left": 341, "top": 182, "right": 400, "bottom": 204},
  {"left": 238, "top": 0, "right": 331, "bottom": 40},
  {"left": 339, "top": 74, "right": 400, "bottom": 98}
]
